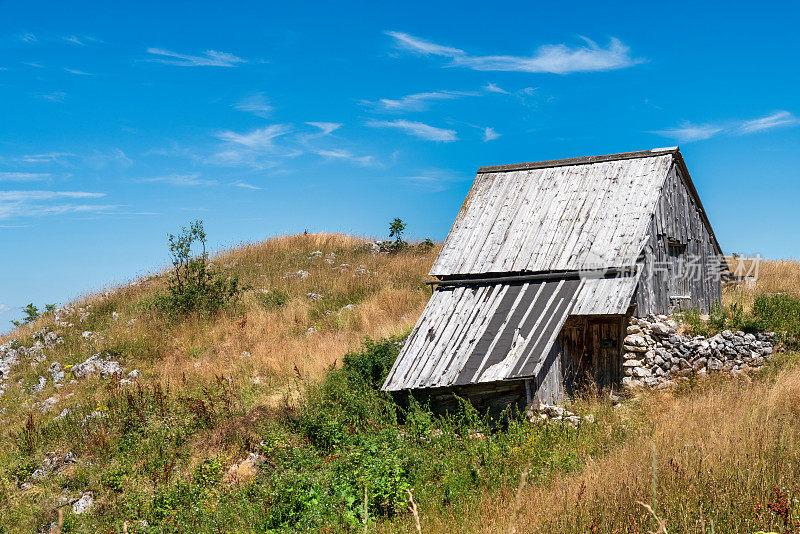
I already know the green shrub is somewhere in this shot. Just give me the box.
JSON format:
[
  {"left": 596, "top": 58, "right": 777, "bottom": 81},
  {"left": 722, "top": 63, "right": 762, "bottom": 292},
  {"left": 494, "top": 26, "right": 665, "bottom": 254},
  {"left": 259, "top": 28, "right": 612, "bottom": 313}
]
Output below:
[
  {"left": 257, "top": 288, "right": 289, "bottom": 309},
  {"left": 681, "top": 301, "right": 772, "bottom": 337},
  {"left": 10, "top": 303, "right": 40, "bottom": 327},
  {"left": 152, "top": 220, "right": 245, "bottom": 318},
  {"left": 386, "top": 217, "right": 407, "bottom": 253},
  {"left": 417, "top": 238, "right": 435, "bottom": 252},
  {"left": 752, "top": 293, "right": 800, "bottom": 344},
  {"left": 342, "top": 336, "right": 403, "bottom": 388}
]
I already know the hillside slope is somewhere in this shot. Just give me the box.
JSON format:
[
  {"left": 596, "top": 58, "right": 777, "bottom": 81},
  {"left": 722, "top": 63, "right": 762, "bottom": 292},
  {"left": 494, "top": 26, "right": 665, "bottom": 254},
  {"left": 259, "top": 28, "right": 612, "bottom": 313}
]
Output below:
[
  {"left": 1, "top": 235, "right": 798, "bottom": 533},
  {"left": 0, "top": 233, "right": 438, "bottom": 531}
]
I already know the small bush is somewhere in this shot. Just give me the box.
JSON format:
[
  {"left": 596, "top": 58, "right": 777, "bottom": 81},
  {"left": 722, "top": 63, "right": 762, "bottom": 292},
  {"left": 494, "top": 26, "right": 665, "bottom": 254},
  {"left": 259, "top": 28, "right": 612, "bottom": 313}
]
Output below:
[
  {"left": 681, "top": 301, "right": 772, "bottom": 337},
  {"left": 153, "top": 220, "right": 245, "bottom": 318},
  {"left": 417, "top": 238, "right": 435, "bottom": 252},
  {"left": 342, "top": 336, "right": 403, "bottom": 389},
  {"left": 257, "top": 288, "right": 289, "bottom": 309},
  {"left": 10, "top": 303, "right": 40, "bottom": 327},
  {"left": 752, "top": 293, "right": 800, "bottom": 344}
]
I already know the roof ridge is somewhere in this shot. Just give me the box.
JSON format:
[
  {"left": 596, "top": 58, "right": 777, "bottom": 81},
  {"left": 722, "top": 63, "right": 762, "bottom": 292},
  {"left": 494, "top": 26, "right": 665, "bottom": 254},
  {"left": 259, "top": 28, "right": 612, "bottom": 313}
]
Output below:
[{"left": 477, "top": 147, "right": 679, "bottom": 174}]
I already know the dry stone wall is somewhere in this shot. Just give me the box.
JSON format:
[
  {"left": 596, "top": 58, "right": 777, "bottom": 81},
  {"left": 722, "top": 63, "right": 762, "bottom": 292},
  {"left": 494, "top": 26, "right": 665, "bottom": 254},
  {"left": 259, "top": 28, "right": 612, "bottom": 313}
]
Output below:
[{"left": 623, "top": 315, "right": 775, "bottom": 389}]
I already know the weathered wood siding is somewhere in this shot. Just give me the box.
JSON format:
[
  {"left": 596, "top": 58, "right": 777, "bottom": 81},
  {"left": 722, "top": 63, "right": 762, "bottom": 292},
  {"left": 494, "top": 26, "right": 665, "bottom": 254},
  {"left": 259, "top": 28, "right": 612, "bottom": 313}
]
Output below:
[
  {"left": 404, "top": 381, "right": 527, "bottom": 419},
  {"left": 559, "top": 315, "right": 625, "bottom": 394},
  {"left": 636, "top": 163, "right": 723, "bottom": 314}
]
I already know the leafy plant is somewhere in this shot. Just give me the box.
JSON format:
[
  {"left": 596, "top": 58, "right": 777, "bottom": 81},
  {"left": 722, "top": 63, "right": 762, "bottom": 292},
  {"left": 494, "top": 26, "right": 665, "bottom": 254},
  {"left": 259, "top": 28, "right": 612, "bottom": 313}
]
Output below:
[
  {"left": 752, "top": 293, "right": 800, "bottom": 345},
  {"left": 153, "top": 220, "right": 245, "bottom": 317},
  {"left": 417, "top": 238, "right": 435, "bottom": 252},
  {"left": 680, "top": 301, "right": 772, "bottom": 337},
  {"left": 10, "top": 303, "right": 40, "bottom": 327},
  {"left": 257, "top": 288, "right": 289, "bottom": 309},
  {"left": 389, "top": 218, "right": 406, "bottom": 242},
  {"left": 381, "top": 218, "right": 407, "bottom": 254}
]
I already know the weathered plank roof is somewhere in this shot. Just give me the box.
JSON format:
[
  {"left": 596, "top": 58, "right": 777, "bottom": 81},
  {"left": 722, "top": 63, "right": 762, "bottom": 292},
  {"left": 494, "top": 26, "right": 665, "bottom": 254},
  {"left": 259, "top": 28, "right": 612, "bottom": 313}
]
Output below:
[
  {"left": 382, "top": 273, "right": 640, "bottom": 391},
  {"left": 431, "top": 148, "right": 687, "bottom": 276},
  {"left": 383, "top": 279, "right": 580, "bottom": 391},
  {"left": 570, "top": 272, "right": 641, "bottom": 315}
]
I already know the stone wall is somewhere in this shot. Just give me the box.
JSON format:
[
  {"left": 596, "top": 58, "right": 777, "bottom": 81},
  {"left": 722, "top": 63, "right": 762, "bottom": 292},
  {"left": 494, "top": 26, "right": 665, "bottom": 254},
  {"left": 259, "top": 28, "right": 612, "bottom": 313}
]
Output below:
[{"left": 622, "top": 315, "right": 775, "bottom": 389}]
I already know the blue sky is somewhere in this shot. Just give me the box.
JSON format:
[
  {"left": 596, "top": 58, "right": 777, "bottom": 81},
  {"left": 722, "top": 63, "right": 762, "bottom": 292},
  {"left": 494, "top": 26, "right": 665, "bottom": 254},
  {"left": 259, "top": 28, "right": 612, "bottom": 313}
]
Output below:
[{"left": 1, "top": 1, "right": 799, "bottom": 329}]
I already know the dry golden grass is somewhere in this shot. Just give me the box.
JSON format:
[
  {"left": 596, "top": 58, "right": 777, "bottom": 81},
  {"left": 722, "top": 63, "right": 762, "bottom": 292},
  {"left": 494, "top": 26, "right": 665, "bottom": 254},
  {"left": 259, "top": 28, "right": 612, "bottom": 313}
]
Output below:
[
  {"left": 723, "top": 259, "right": 800, "bottom": 309},
  {"left": 155, "top": 233, "right": 435, "bottom": 390},
  {"left": 378, "top": 362, "right": 800, "bottom": 533},
  {"left": 0, "top": 232, "right": 438, "bottom": 411},
  {"left": 381, "top": 259, "right": 800, "bottom": 534}
]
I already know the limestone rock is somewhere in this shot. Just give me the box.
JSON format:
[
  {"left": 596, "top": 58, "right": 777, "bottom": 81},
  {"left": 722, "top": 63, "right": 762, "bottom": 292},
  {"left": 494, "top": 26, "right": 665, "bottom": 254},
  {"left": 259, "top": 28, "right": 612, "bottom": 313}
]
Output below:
[{"left": 72, "top": 493, "right": 93, "bottom": 514}]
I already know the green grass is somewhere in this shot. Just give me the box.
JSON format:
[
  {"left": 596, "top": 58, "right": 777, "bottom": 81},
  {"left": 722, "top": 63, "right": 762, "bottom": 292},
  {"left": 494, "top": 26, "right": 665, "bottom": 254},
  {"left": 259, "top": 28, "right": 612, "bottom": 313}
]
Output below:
[{"left": 0, "top": 336, "right": 630, "bottom": 533}]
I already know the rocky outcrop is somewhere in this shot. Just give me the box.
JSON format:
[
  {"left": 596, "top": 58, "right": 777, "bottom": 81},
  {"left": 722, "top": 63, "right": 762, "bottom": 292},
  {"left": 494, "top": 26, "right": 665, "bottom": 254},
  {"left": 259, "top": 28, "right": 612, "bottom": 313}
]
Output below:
[
  {"left": 623, "top": 315, "right": 775, "bottom": 389},
  {"left": 527, "top": 404, "right": 595, "bottom": 428},
  {"left": 72, "top": 354, "right": 123, "bottom": 379}
]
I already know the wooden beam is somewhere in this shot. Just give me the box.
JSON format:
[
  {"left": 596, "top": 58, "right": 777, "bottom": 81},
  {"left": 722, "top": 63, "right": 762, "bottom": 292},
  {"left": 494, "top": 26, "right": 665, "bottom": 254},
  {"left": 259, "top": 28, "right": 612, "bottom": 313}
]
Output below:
[{"left": 427, "top": 268, "right": 636, "bottom": 287}]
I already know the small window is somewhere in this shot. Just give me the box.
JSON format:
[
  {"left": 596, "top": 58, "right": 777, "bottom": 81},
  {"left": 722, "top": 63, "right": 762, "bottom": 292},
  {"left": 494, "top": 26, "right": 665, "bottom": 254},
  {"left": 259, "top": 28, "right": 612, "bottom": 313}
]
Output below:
[{"left": 668, "top": 243, "right": 689, "bottom": 297}]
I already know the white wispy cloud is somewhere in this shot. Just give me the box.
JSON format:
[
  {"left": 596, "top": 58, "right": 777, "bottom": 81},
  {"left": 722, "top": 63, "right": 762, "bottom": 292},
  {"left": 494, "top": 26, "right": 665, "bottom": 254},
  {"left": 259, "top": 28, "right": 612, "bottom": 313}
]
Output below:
[
  {"left": 211, "top": 123, "right": 377, "bottom": 170},
  {"left": 314, "top": 149, "right": 375, "bottom": 166},
  {"left": 63, "top": 35, "right": 102, "bottom": 46},
  {"left": 211, "top": 124, "right": 299, "bottom": 167},
  {"left": 0, "top": 190, "right": 112, "bottom": 220},
  {"left": 0, "top": 304, "right": 10, "bottom": 313},
  {"left": 367, "top": 119, "right": 457, "bottom": 142},
  {"left": 363, "top": 90, "right": 475, "bottom": 112},
  {"left": 302, "top": 124, "right": 377, "bottom": 165},
  {"left": 139, "top": 174, "right": 262, "bottom": 190},
  {"left": 0, "top": 172, "right": 52, "bottom": 182},
  {"left": 305, "top": 122, "right": 341, "bottom": 136},
  {"left": 217, "top": 125, "right": 294, "bottom": 150},
  {"left": 146, "top": 48, "right": 246, "bottom": 67},
  {"left": 654, "top": 122, "right": 724, "bottom": 143},
  {"left": 387, "top": 31, "right": 640, "bottom": 74},
  {"left": 738, "top": 111, "right": 798, "bottom": 134},
  {"left": 233, "top": 181, "right": 262, "bottom": 190},
  {"left": 235, "top": 93, "right": 272, "bottom": 118},
  {"left": 12, "top": 153, "right": 74, "bottom": 164},
  {"left": 39, "top": 91, "right": 67, "bottom": 102},
  {"left": 0, "top": 191, "right": 104, "bottom": 201},
  {"left": 139, "top": 174, "right": 219, "bottom": 187},
  {"left": 399, "top": 168, "right": 468, "bottom": 192},
  {"left": 85, "top": 148, "right": 133, "bottom": 169},
  {"left": 483, "top": 82, "right": 509, "bottom": 94},
  {"left": 655, "top": 111, "right": 798, "bottom": 142},
  {"left": 20, "top": 33, "right": 37, "bottom": 43},
  {"left": 482, "top": 127, "right": 501, "bottom": 142},
  {"left": 64, "top": 68, "right": 94, "bottom": 76},
  {"left": 2, "top": 204, "right": 116, "bottom": 218}
]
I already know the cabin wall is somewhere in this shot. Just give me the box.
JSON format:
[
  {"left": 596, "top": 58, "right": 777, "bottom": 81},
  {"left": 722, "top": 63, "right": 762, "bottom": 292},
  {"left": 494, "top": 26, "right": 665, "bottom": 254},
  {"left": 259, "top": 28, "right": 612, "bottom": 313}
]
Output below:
[
  {"left": 636, "top": 163, "right": 723, "bottom": 315},
  {"left": 406, "top": 381, "right": 527, "bottom": 419}
]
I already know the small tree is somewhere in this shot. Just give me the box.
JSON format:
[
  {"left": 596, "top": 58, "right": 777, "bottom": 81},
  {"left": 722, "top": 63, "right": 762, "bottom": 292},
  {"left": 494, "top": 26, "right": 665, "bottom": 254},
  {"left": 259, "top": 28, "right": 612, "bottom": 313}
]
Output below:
[
  {"left": 10, "top": 303, "right": 40, "bottom": 327},
  {"left": 389, "top": 218, "right": 405, "bottom": 242},
  {"left": 385, "top": 218, "right": 407, "bottom": 253},
  {"left": 155, "top": 220, "right": 243, "bottom": 317}
]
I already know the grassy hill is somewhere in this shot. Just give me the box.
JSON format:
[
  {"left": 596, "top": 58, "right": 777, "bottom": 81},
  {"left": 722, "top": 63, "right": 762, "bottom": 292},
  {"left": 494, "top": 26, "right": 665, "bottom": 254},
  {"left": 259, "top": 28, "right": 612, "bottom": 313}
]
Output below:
[{"left": 0, "top": 232, "right": 799, "bottom": 533}]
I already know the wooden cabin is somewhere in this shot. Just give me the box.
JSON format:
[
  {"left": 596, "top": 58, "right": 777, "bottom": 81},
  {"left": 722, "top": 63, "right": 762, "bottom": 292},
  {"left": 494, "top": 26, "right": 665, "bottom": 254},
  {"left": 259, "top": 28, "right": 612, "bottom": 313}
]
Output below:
[{"left": 382, "top": 148, "right": 725, "bottom": 414}]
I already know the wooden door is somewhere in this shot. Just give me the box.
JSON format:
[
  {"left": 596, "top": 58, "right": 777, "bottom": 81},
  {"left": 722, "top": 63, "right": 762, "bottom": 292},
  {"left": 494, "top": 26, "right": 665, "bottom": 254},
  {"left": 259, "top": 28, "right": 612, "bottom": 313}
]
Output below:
[{"left": 588, "top": 317, "right": 623, "bottom": 389}]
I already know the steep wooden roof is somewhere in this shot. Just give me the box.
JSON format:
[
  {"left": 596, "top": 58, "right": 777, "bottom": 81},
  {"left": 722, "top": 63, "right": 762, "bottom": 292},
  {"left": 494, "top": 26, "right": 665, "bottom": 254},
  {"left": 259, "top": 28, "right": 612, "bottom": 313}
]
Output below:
[
  {"left": 382, "top": 272, "right": 641, "bottom": 391},
  {"left": 430, "top": 147, "right": 721, "bottom": 276}
]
